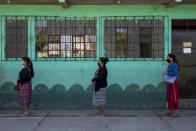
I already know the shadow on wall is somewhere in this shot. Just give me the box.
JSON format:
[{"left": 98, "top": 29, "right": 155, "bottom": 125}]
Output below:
[
  {"left": 179, "top": 78, "right": 196, "bottom": 99},
  {"left": 0, "top": 81, "right": 167, "bottom": 109}
]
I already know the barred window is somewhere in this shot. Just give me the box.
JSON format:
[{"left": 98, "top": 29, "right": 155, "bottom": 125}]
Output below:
[
  {"left": 140, "top": 28, "right": 152, "bottom": 57},
  {"left": 5, "top": 18, "right": 28, "bottom": 59},
  {"left": 104, "top": 16, "right": 164, "bottom": 59},
  {"left": 116, "top": 28, "right": 128, "bottom": 57},
  {"left": 35, "top": 17, "right": 97, "bottom": 60}
]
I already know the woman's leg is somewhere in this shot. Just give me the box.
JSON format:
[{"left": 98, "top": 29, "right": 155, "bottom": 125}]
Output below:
[
  {"left": 171, "top": 110, "right": 176, "bottom": 116},
  {"left": 97, "top": 106, "right": 104, "bottom": 116},
  {"left": 25, "top": 105, "right": 29, "bottom": 113},
  {"left": 21, "top": 105, "right": 29, "bottom": 116},
  {"left": 100, "top": 106, "right": 104, "bottom": 115},
  {"left": 22, "top": 105, "right": 30, "bottom": 116},
  {"left": 170, "top": 82, "right": 178, "bottom": 116}
]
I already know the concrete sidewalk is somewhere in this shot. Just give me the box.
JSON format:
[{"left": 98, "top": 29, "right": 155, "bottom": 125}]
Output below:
[{"left": 0, "top": 109, "right": 196, "bottom": 131}]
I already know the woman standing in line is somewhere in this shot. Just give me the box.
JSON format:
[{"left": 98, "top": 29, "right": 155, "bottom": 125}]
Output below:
[
  {"left": 92, "top": 57, "right": 109, "bottom": 116},
  {"left": 165, "top": 53, "right": 179, "bottom": 117},
  {"left": 17, "top": 57, "right": 34, "bottom": 116}
]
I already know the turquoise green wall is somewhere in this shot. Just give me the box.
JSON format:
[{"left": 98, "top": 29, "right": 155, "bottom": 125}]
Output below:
[{"left": 0, "top": 5, "right": 196, "bottom": 109}]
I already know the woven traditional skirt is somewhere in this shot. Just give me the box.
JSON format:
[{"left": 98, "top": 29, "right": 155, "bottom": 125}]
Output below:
[
  {"left": 92, "top": 87, "right": 106, "bottom": 106},
  {"left": 166, "top": 81, "right": 179, "bottom": 110},
  {"left": 19, "top": 81, "right": 32, "bottom": 106}
]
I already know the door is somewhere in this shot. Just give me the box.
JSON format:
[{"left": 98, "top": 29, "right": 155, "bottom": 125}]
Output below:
[{"left": 172, "top": 19, "right": 196, "bottom": 99}]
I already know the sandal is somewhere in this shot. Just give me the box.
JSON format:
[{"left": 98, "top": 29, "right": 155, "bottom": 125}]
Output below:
[
  {"left": 170, "top": 114, "right": 177, "bottom": 117},
  {"left": 166, "top": 112, "right": 171, "bottom": 116},
  {"left": 96, "top": 112, "right": 104, "bottom": 117},
  {"left": 20, "top": 112, "right": 30, "bottom": 117}
]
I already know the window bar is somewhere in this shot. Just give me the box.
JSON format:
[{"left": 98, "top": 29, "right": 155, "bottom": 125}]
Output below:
[
  {"left": 80, "top": 18, "right": 82, "bottom": 59},
  {"left": 70, "top": 17, "right": 72, "bottom": 61},
  {"left": 127, "top": 16, "right": 129, "bottom": 60},
  {"left": 44, "top": 16, "right": 47, "bottom": 60},
  {"left": 74, "top": 16, "right": 76, "bottom": 60},
  {"left": 6, "top": 16, "right": 8, "bottom": 60},
  {"left": 114, "top": 16, "right": 117, "bottom": 59},
  {"left": 23, "top": 16, "right": 26, "bottom": 59},
  {"left": 58, "top": 18, "right": 60, "bottom": 60},
  {"left": 17, "top": 16, "right": 19, "bottom": 60},
  {"left": 16, "top": 16, "right": 19, "bottom": 60},
  {"left": 58, "top": 17, "right": 61, "bottom": 60},
  {"left": 163, "top": 17, "right": 165, "bottom": 59},
  {"left": 151, "top": 21, "right": 153, "bottom": 59},
  {"left": 64, "top": 16, "right": 66, "bottom": 60},
  {"left": 84, "top": 17, "right": 87, "bottom": 59},
  {"left": 24, "top": 16, "right": 27, "bottom": 59},
  {"left": 94, "top": 17, "right": 96, "bottom": 60},
  {"left": 102, "top": 17, "right": 104, "bottom": 57},
  {"left": 98, "top": 17, "right": 100, "bottom": 59},
  {"left": 79, "top": 18, "right": 81, "bottom": 59},
  {"left": 133, "top": 16, "right": 136, "bottom": 60},
  {"left": 139, "top": 16, "right": 142, "bottom": 59},
  {"left": 81, "top": 18, "right": 84, "bottom": 59},
  {"left": 5, "top": 16, "right": 8, "bottom": 59},
  {"left": 157, "top": 16, "right": 160, "bottom": 59},
  {"left": 18, "top": 16, "right": 20, "bottom": 60},
  {"left": 21, "top": 16, "right": 24, "bottom": 59},
  {"left": 99, "top": 17, "right": 101, "bottom": 59},
  {"left": 152, "top": 16, "right": 155, "bottom": 59},
  {"left": 101, "top": 16, "right": 102, "bottom": 58},
  {"left": 54, "top": 16, "right": 57, "bottom": 60},
  {"left": 47, "top": 17, "right": 50, "bottom": 59},
  {"left": 101, "top": 17, "right": 102, "bottom": 58}
]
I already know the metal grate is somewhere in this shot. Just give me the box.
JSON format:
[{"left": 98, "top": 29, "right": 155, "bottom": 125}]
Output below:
[
  {"left": 104, "top": 16, "right": 165, "bottom": 60},
  {"left": 2, "top": 15, "right": 166, "bottom": 61},
  {"left": 35, "top": 16, "right": 97, "bottom": 61},
  {"left": 5, "top": 16, "right": 28, "bottom": 60}
]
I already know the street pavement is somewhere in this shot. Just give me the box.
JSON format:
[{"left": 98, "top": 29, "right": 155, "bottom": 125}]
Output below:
[{"left": 0, "top": 109, "right": 196, "bottom": 131}]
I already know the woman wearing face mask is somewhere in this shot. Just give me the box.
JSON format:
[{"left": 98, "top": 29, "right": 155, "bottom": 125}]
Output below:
[
  {"left": 17, "top": 57, "right": 34, "bottom": 116},
  {"left": 165, "top": 53, "right": 179, "bottom": 117},
  {"left": 92, "top": 57, "right": 109, "bottom": 116}
]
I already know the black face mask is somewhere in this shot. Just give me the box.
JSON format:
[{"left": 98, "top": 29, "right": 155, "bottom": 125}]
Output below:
[
  {"left": 167, "top": 59, "right": 171, "bottom": 63},
  {"left": 98, "top": 63, "right": 101, "bottom": 67}
]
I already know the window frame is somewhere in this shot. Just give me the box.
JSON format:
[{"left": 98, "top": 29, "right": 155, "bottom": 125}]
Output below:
[
  {"left": 103, "top": 16, "right": 167, "bottom": 61},
  {"left": 0, "top": 15, "right": 169, "bottom": 61},
  {"left": 34, "top": 16, "right": 98, "bottom": 61},
  {"left": 1, "top": 16, "right": 30, "bottom": 61},
  {"left": 140, "top": 27, "right": 152, "bottom": 58}
]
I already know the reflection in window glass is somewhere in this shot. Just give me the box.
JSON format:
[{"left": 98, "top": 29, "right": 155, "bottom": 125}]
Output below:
[
  {"left": 48, "top": 43, "right": 60, "bottom": 56},
  {"left": 35, "top": 18, "right": 97, "bottom": 59},
  {"left": 85, "top": 35, "right": 96, "bottom": 50},
  {"left": 104, "top": 17, "right": 164, "bottom": 59},
  {"left": 140, "top": 28, "right": 152, "bottom": 58},
  {"left": 117, "top": 28, "right": 127, "bottom": 58},
  {"left": 61, "top": 35, "right": 72, "bottom": 57},
  {"left": 73, "top": 36, "right": 84, "bottom": 57}
]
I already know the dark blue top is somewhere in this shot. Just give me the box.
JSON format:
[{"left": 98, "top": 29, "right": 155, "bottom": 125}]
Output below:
[
  {"left": 167, "top": 62, "right": 179, "bottom": 81},
  {"left": 17, "top": 67, "right": 31, "bottom": 85},
  {"left": 92, "top": 66, "right": 108, "bottom": 92}
]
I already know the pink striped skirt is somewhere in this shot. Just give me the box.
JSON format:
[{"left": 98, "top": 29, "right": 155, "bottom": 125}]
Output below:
[{"left": 19, "top": 82, "right": 32, "bottom": 106}]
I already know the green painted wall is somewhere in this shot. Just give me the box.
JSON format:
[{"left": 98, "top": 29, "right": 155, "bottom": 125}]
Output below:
[{"left": 0, "top": 5, "right": 196, "bottom": 109}]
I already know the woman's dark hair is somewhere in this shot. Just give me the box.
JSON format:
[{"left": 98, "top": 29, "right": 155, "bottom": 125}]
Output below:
[
  {"left": 168, "top": 53, "right": 178, "bottom": 65},
  {"left": 23, "top": 57, "right": 34, "bottom": 78},
  {"left": 99, "top": 57, "right": 109, "bottom": 65}
]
